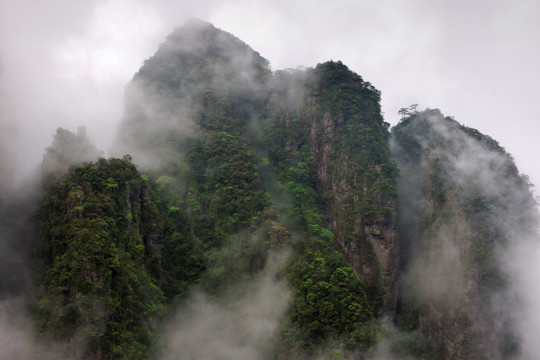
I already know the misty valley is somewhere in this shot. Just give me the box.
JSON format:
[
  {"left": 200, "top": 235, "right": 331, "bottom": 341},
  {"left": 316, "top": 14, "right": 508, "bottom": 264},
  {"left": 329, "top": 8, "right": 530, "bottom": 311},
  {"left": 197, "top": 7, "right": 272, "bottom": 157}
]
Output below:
[{"left": 0, "top": 19, "right": 538, "bottom": 360}]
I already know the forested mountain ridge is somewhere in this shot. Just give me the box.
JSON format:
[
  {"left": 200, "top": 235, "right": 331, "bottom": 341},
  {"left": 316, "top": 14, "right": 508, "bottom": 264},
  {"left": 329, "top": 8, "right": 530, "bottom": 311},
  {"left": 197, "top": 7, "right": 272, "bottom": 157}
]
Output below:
[{"left": 0, "top": 19, "right": 536, "bottom": 359}]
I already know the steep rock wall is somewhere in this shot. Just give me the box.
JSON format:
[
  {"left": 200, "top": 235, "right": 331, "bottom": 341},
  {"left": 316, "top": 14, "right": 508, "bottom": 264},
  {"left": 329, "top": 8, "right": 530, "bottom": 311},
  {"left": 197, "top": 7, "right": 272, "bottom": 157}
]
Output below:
[
  {"left": 304, "top": 62, "right": 399, "bottom": 315},
  {"left": 264, "top": 62, "right": 400, "bottom": 316}
]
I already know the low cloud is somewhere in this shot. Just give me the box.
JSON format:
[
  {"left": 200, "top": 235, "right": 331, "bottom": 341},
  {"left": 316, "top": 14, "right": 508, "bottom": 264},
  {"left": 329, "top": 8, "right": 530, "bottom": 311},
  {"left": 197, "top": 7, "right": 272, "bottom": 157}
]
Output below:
[
  {"left": 159, "top": 251, "right": 291, "bottom": 360},
  {"left": 0, "top": 297, "right": 62, "bottom": 360}
]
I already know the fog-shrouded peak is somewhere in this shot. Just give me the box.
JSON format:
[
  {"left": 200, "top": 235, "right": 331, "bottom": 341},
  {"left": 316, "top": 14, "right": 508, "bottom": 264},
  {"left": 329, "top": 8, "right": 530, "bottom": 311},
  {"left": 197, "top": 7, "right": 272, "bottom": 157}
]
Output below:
[
  {"left": 391, "top": 108, "right": 539, "bottom": 359},
  {"left": 135, "top": 16, "right": 270, "bottom": 93},
  {"left": 112, "top": 19, "right": 271, "bottom": 170}
]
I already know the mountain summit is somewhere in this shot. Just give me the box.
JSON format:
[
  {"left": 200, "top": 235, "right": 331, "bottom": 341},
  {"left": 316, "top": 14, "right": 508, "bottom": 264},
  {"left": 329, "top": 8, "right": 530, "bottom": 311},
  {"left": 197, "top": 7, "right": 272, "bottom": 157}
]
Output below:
[{"left": 112, "top": 18, "right": 269, "bottom": 169}]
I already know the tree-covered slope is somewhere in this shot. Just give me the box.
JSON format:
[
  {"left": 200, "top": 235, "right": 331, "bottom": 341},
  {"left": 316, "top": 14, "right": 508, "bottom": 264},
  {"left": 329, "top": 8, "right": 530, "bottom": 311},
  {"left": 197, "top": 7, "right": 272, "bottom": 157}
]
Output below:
[
  {"left": 35, "top": 157, "right": 164, "bottom": 359},
  {"left": 391, "top": 109, "right": 538, "bottom": 359}
]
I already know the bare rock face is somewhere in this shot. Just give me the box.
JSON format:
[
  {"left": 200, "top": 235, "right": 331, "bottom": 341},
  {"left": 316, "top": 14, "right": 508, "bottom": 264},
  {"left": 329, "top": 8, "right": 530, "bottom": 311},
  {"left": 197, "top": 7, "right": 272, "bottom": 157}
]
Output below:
[{"left": 307, "top": 103, "right": 399, "bottom": 315}]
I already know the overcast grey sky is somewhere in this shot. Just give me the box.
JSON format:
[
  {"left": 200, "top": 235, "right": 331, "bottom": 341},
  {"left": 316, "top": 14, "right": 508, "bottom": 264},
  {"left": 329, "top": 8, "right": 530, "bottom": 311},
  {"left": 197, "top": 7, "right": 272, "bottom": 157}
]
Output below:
[{"left": 1, "top": 0, "right": 539, "bottom": 191}]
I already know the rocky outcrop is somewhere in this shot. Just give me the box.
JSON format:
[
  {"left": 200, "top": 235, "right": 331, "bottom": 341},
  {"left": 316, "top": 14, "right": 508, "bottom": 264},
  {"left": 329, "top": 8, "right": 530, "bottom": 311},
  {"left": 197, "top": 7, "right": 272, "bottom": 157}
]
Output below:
[{"left": 264, "top": 63, "right": 400, "bottom": 317}]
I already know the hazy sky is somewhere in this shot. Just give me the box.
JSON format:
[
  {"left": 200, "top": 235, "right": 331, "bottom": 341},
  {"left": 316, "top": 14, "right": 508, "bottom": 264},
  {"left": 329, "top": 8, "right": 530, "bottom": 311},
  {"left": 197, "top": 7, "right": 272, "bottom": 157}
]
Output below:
[{"left": 1, "top": 0, "right": 539, "bottom": 191}]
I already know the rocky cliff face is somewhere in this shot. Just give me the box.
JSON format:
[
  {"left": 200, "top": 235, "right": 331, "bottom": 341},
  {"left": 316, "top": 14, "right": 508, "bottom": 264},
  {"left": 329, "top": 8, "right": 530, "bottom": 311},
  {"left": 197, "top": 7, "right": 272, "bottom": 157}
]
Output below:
[
  {"left": 391, "top": 109, "right": 537, "bottom": 359},
  {"left": 267, "top": 62, "right": 399, "bottom": 315},
  {"left": 304, "top": 62, "right": 399, "bottom": 315}
]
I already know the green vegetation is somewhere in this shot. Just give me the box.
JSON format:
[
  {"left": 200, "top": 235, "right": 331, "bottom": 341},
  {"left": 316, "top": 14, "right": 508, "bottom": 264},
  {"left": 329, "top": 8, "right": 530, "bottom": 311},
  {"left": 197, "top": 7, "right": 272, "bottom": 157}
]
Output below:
[
  {"left": 34, "top": 158, "right": 163, "bottom": 359},
  {"left": 314, "top": 61, "right": 398, "bottom": 226},
  {"left": 113, "top": 21, "right": 274, "bottom": 303},
  {"left": 282, "top": 238, "right": 376, "bottom": 355},
  {"left": 260, "top": 61, "right": 399, "bottom": 357}
]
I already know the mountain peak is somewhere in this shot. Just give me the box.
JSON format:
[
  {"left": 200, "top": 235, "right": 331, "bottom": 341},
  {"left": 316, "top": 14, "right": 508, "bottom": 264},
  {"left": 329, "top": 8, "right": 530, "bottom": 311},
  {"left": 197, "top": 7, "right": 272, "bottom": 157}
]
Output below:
[
  {"left": 133, "top": 19, "right": 269, "bottom": 89},
  {"left": 157, "top": 19, "right": 268, "bottom": 67}
]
